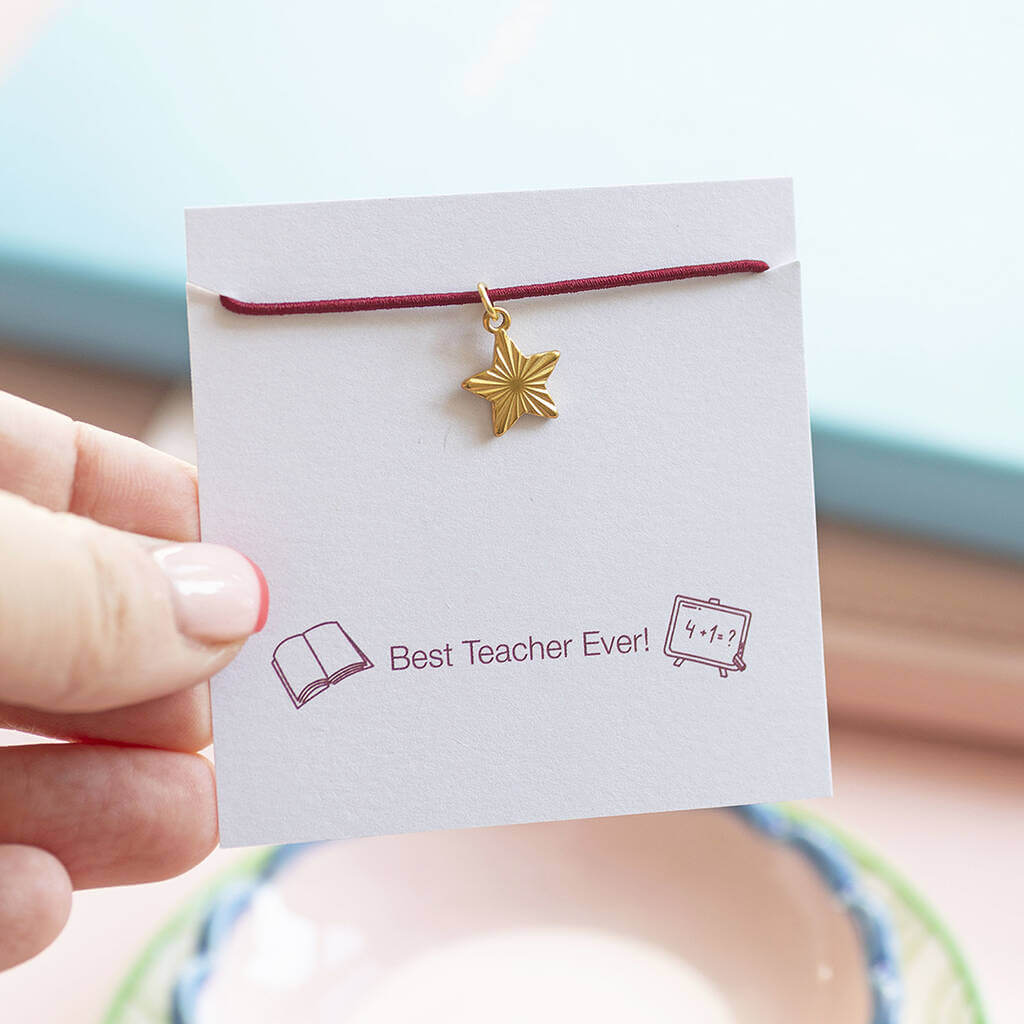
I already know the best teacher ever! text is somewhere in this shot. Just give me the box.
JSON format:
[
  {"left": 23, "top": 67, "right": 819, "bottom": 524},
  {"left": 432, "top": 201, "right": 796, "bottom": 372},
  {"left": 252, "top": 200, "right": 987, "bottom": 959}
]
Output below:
[{"left": 389, "top": 628, "right": 651, "bottom": 670}]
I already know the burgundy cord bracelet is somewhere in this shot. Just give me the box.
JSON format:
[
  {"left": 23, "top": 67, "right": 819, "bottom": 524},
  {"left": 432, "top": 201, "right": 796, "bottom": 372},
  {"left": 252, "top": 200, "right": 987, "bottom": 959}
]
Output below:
[{"left": 219, "top": 259, "right": 769, "bottom": 316}]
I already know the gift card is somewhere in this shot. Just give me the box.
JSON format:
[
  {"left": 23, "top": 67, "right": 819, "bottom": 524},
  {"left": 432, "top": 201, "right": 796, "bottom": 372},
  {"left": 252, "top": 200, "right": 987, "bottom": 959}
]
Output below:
[{"left": 186, "top": 179, "right": 831, "bottom": 846}]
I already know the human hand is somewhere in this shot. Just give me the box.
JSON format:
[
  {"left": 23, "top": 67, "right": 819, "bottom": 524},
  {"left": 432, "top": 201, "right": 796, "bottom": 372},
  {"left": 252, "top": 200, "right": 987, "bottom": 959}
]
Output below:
[{"left": 0, "top": 391, "right": 267, "bottom": 970}]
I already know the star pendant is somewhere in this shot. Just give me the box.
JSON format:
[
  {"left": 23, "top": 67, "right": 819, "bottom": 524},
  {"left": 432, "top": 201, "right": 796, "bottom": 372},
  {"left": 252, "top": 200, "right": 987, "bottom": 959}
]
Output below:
[{"left": 461, "top": 328, "right": 560, "bottom": 437}]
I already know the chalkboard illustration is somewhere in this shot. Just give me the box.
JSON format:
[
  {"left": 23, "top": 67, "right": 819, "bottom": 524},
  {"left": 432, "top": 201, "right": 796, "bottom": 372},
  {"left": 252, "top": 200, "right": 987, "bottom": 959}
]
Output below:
[
  {"left": 272, "top": 621, "right": 373, "bottom": 709},
  {"left": 663, "top": 595, "right": 751, "bottom": 678}
]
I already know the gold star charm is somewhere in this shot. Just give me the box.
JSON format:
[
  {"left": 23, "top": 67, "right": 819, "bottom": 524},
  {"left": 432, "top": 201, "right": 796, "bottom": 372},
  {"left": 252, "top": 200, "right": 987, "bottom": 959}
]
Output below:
[{"left": 462, "top": 284, "right": 560, "bottom": 437}]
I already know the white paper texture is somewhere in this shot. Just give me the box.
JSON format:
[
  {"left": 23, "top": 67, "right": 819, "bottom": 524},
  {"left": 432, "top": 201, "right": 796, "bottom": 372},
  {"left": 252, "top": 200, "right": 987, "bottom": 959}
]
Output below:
[{"left": 186, "top": 180, "right": 830, "bottom": 847}]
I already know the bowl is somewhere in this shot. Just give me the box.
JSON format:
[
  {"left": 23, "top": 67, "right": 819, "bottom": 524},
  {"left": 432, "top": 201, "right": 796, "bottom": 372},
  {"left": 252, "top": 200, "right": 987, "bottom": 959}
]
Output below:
[{"left": 103, "top": 807, "right": 984, "bottom": 1024}]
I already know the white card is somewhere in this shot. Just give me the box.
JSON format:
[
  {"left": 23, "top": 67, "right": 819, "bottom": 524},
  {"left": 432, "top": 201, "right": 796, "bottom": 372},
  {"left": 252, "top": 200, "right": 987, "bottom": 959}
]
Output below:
[{"left": 186, "top": 179, "right": 831, "bottom": 847}]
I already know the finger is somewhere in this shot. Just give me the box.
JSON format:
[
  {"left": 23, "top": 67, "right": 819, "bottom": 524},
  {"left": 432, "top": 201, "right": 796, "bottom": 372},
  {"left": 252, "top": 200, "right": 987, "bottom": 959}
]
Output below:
[
  {"left": 0, "top": 845, "right": 73, "bottom": 970},
  {"left": 0, "top": 491, "right": 267, "bottom": 714},
  {"left": 0, "top": 391, "right": 199, "bottom": 541},
  {"left": 0, "top": 744, "right": 217, "bottom": 889},
  {"left": 0, "top": 683, "right": 212, "bottom": 752}
]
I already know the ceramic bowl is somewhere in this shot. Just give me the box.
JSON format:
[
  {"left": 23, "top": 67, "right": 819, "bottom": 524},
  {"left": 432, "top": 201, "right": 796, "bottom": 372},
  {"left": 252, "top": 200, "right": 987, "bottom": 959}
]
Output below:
[{"left": 104, "top": 807, "right": 984, "bottom": 1024}]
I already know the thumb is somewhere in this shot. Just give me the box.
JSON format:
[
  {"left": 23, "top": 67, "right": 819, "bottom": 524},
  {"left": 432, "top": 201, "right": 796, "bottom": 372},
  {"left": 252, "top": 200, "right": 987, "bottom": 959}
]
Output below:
[{"left": 0, "top": 491, "right": 267, "bottom": 713}]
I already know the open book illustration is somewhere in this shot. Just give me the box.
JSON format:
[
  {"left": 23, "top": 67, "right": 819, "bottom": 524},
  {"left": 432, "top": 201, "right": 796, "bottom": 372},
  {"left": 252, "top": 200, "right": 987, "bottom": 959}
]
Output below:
[{"left": 272, "top": 621, "right": 373, "bottom": 709}]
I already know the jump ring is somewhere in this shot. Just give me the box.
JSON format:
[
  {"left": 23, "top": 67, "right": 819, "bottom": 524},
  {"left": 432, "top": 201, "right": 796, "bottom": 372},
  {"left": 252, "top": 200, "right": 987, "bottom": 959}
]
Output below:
[
  {"left": 482, "top": 306, "right": 511, "bottom": 334},
  {"left": 477, "top": 282, "right": 498, "bottom": 320}
]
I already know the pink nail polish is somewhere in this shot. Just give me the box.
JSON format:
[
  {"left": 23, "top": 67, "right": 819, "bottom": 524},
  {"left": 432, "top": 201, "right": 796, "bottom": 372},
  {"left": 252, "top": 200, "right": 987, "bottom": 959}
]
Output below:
[
  {"left": 152, "top": 543, "right": 269, "bottom": 642},
  {"left": 243, "top": 554, "right": 270, "bottom": 632}
]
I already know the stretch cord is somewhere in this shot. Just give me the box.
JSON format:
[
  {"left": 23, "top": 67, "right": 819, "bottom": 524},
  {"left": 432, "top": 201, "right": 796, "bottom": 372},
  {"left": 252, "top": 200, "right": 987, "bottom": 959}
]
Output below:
[{"left": 219, "top": 259, "right": 770, "bottom": 316}]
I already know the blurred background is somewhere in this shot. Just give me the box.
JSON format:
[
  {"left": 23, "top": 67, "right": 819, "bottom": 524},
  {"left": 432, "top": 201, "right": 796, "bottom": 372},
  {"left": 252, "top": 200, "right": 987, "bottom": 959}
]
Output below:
[{"left": 0, "top": 0, "right": 1021, "bottom": 1021}]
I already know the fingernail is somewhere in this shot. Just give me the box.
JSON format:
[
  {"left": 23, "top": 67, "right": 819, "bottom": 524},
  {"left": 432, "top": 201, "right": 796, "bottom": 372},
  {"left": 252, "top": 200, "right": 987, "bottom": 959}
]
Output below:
[{"left": 152, "top": 543, "right": 269, "bottom": 642}]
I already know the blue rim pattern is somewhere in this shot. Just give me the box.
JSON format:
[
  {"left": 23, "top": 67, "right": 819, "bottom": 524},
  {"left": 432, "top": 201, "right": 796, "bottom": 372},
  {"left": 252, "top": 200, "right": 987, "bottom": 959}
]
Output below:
[
  {"left": 172, "top": 807, "right": 902, "bottom": 1024},
  {"left": 734, "top": 805, "right": 901, "bottom": 1024}
]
